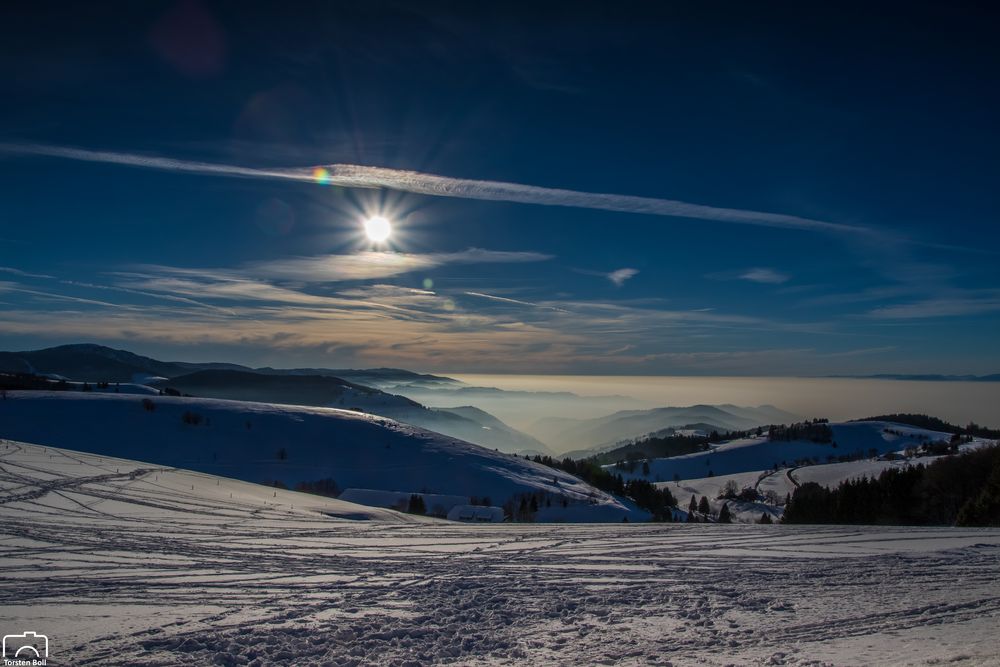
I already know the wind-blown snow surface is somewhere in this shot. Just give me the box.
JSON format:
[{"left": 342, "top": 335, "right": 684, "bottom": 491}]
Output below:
[
  {"left": 0, "top": 392, "right": 640, "bottom": 521},
  {"left": 3, "top": 442, "right": 1000, "bottom": 666}
]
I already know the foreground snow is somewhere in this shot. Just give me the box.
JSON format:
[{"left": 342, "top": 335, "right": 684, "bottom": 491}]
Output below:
[{"left": 2, "top": 442, "right": 1000, "bottom": 666}]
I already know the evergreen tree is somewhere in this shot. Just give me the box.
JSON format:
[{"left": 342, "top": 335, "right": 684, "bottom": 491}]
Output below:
[
  {"left": 758, "top": 512, "right": 773, "bottom": 524},
  {"left": 407, "top": 494, "right": 426, "bottom": 515},
  {"left": 956, "top": 456, "right": 1000, "bottom": 526},
  {"left": 688, "top": 495, "right": 698, "bottom": 514},
  {"left": 698, "top": 496, "right": 710, "bottom": 515},
  {"left": 718, "top": 503, "right": 732, "bottom": 523},
  {"left": 517, "top": 496, "right": 531, "bottom": 521}
]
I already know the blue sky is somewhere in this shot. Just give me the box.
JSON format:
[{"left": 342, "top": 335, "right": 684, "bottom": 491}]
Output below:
[{"left": 1, "top": 1, "right": 998, "bottom": 374}]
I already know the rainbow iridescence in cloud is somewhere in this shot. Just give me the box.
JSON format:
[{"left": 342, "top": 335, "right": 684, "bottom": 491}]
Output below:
[{"left": 312, "top": 167, "right": 330, "bottom": 184}]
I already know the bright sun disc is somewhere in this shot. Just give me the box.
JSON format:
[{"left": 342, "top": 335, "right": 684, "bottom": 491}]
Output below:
[{"left": 364, "top": 216, "right": 392, "bottom": 243}]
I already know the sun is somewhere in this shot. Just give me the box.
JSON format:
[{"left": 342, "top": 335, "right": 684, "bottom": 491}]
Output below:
[{"left": 363, "top": 216, "right": 392, "bottom": 243}]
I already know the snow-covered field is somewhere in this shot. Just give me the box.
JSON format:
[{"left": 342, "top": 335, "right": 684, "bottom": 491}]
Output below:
[{"left": 3, "top": 441, "right": 1000, "bottom": 666}]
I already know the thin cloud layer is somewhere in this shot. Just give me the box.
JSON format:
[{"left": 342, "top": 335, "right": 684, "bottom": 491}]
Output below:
[
  {"left": 740, "top": 268, "right": 790, "bottom": 284},
  {"left": 867, "top": 295, "right": 1000, "bottom": 319},
  {"left": 248, "top": 249, "right": 551, "bottom": 282},
  {"left": 0, "top": 260, "right": 846, "bottom": 373}
]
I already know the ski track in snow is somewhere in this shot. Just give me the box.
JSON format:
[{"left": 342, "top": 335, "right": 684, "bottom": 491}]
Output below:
[{"left": 2, "top": 442, "right": 1000, "bottom": 666}]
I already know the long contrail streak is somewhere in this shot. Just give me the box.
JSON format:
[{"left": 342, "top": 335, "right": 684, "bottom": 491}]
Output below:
[{"left": 0, "top": 143, "right": 870, "bottom": 235}]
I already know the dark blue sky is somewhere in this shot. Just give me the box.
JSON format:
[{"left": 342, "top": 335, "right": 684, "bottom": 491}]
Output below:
[{"left": 1, "top": 1, "right": 998, "bottom": 374}]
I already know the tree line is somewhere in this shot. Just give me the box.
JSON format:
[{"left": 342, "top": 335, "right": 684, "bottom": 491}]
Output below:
[
  {"left": 768, "top": 419, "right": 833, "bottom": 443},
  {"left": 527, "top": 455, "right": 677, "bottom": 520},
  {"left": 783, "top": 445, "right": 1000, "bottom": 526},
  {"left": 854, "top": 413, "right": 1000, "bottom": 439},
  {"left": 590, "top": 429, "right": 751, "bottom": 467}
]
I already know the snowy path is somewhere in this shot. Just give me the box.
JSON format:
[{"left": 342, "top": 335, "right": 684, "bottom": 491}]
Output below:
[{"left": 2, "top": 442, "right": 1000, "bottom": 666}]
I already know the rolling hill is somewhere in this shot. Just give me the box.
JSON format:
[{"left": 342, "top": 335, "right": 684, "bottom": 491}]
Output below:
[
  {"left": 0, "top": 343, "right": 460, "bottom": 387},
  {"left": 0, "top": 345, "right": 546, "bottom": 455},
  {"left": 612, "top": 420, "right": 954, "bottom": 484},
  {"left": 163, "top": 369, "right": 550, "bottom": 454},
  {"left": 0, "top": 391, "right": 641, "bottom": 522}
]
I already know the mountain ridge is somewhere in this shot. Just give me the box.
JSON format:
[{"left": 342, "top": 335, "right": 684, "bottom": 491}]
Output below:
[{"left": 0, "top": 345, "right": 546, "bottom": 455}]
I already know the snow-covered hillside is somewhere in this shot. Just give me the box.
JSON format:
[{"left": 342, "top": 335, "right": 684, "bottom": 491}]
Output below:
[
  {"left": 0, "top": 440, "right": 424, "bottom": 523},
  {"left": 667, "top": 461, "right": 926, "bottom": 524},
  {"left": 611, "top": 420, "right": 954, "bottom": 483},
  {"left": 3, "top": 439, "right": 999, "bottom": 665},
  {"left": 652, "top": 426, "right": 995, "bottom": 524},
  {"left": 0, "top": 392, "right": 641, "bottom": 522},
  {"left": 1, "top": 344, "right": 551, "bottom": 455}
]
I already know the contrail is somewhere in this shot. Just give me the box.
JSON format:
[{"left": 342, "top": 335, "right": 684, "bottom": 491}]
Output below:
[{"left": 0, "top": 143, "right": 871, "bottom": 235}]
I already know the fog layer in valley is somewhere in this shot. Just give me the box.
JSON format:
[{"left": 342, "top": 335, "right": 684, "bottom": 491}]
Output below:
[{"left": 441, "top": 375, "right": 1000, "bottom": 434}]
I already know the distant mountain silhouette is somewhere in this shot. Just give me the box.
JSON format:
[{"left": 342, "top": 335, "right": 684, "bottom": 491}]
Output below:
[
  {"left": 0, "top": 343, "right": 186, "bottom": 381},
  {"left": 0, "top": 343, "right": 458, "bottom": 385},
  {"left": 825, "top": 373, "right": 1000, "bottom": 382},
  {"left": 533, "top": 404, "right": 799, "bottom": 454}
]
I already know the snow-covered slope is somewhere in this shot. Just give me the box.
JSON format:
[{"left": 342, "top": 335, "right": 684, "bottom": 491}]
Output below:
[
  {"left": 658, "top": 432, "right": 995, "bottom": 524},
  {"left": 665, "top": 462, "right": 925, "bottom": 525},
  {"left": 0, "top": 392, "right": 642, "bottom": 522},
  {"left": 3, "top": 442, "right": 999, "bottom": 667},
  {"left": 612, "top": 420, "right": 953, "bottom": 483},
  {"left": 160, "top": 369, "right": 550, "bottom": 455},
  {"left": 0, "top": 439, "right": 425, "bottom": 522}
]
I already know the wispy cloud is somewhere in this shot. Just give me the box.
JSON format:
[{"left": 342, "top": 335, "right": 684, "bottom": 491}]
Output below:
[
  {"left": 464, "top": 291, "right": 570, "bottom": 312},
  {"left": 0, "top": 265, "right": 847, "bottom": 373},
  {"left": 608, "top": 268, "right": 639, "bottom": 287},
  {"left": 867, "top": 294, "right": 1000, "bottom": 319},
  {"left": 574, "top": 267, "right": 640, "bottom": 287},
  {"left": 465, "top": 291, "right": 542, "bottom": 307},
  {"left": 707, "top": 267, "right": 790, "bottom": 285},
  {"left": 61, "top": 279, "right": 230, "bottom": 312},
  {"left": 0, "top": 282, "right": 141, "bottom": 310},
  {"left": 0, "top": 266, "right": 54, "bottom": 279},
  {"left": 0, "top": 143, "right": 873, "bottom": 235},
  {"left": 247, "top": 249, "right": 551, "bottom": 282},
  {"left": 740, "top": 267, "right": 790, "bottom": 284}
]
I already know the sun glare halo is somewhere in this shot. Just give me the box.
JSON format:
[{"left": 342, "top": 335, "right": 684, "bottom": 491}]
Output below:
[{"left": 364, "top": 216, "right": 392, "bottom": 243}]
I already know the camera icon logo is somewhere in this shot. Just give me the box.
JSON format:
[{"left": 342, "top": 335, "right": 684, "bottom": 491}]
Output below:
[{"left": 2, "top": 631, "right": 49, "bottom": 659}]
